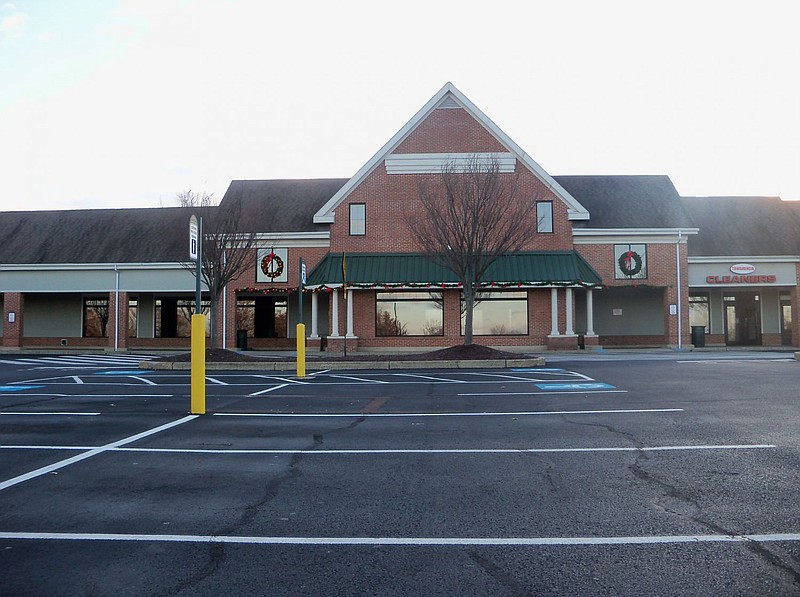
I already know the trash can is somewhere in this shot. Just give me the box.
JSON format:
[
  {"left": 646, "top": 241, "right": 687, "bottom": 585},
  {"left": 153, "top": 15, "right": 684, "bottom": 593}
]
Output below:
[
  {"left": 691, "top": 325, "right": 705, "bottom": 348},
  {"left": 236, "top": 329, "right": 248, "bottom": 351},
  {"left": 320, "top": 336, "right": 327, "bottom": 352}
]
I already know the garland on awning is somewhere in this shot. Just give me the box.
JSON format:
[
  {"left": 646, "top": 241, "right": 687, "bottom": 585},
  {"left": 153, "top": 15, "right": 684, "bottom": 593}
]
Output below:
[{"left": 235, "top": 280, "right": 597, "bottom": 293}]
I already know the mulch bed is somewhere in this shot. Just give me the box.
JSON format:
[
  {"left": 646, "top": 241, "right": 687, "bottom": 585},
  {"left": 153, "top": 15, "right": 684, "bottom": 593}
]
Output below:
[{"left": 159, "top": 344, "right": 521, "bottom": 363}]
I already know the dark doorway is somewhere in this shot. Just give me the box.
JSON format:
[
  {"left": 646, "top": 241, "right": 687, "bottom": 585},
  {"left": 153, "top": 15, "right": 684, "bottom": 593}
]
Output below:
[
  {"left": 724, "top": 292, "right": 761, "bottom": 346},
  {"left": 254, "top": 297, "right": 288, "bottom": 338}
]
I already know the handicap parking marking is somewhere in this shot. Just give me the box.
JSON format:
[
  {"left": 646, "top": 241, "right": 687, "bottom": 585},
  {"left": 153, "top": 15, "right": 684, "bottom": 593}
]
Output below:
[
  {"left": 535, "top": 382, "right": 616, "bottom": 391},
  {"left": 0, "top": 385, "right": 45, "bottom": 392}
]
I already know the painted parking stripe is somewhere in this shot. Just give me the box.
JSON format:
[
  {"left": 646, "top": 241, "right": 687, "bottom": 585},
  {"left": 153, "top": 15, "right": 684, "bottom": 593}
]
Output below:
[
  {"left": 460, "top": 390, "right": 626, "bottom": 396},
  {"left": 0, "top": 415, "right": 197, "bottom": 492},
  {"left": 2, "top": 531, "right": 799, "bottom": 546},
  {"left": 536, "top": 382, "right": 616, "bottom": 390},
  {"left": 213, "top": 408, "right": 683, "bottom": 418},
  {"left": 0, "top": 412, "right": 100, "bottom": 416},
  {"left": 0, "top": 385, "right": 45, "bottom": 392},
  {"left": 0, "top": 443, "right": 772, "bottom": 456}
]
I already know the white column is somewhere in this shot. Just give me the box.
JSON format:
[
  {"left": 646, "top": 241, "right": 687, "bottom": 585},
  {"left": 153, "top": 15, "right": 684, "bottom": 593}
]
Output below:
[
  {"left": 550, "top": 287, "right": 560, "bottom": 336},
  {"left": 346, "top": 289, "right": 356, "bottom": 338},
  {"left": 586, "top": 289, "right": 595, "bottom": 336},
  {"left": 565, "top": 287, "right": 575, "bottom": 336},
  {"left": 310, "top": 292, "right": 319, "bottom": 339},
  {"left": 331, "top": 288, "right": 341, "bottom": 338}
]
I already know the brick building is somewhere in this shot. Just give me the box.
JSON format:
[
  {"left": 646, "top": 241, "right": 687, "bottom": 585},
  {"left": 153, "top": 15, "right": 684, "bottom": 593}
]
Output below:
[{"left": 1, "top": 83, "right": 798, "bottom": 352}]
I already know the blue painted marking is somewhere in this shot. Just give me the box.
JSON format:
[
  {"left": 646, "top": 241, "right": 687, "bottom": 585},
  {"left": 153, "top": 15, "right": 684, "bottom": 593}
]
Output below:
[
  {"left": 0, "top": 385, "right": 45, "bottom": 392},
  {"left": 95, "top": 370, "right": 150, "bottom": 375},
  {"left": 511, "top": 368, "right": 566, "bottom": 373},
  {"left": 536, "top": 382, "right": 616, "bottom": 391}
]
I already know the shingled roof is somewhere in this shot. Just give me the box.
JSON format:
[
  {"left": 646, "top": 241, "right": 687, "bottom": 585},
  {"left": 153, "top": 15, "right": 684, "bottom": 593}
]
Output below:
[
  {"left": 681, "top": 196, "right": 800, "bottom": 256},
  {"left": 555, "top": 175, "right": 695, "bottom": 229},
  {"left": 0, "top": 206, "right": 203, "bottom": 264},
  {"left": 220, "top": 178, "right": 347, "bottom": 233}
]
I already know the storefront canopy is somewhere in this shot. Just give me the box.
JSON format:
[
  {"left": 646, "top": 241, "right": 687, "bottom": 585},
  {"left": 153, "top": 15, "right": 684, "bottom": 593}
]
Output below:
[{"left": 306, "top": 252, "right": 602, "bottom": 290}]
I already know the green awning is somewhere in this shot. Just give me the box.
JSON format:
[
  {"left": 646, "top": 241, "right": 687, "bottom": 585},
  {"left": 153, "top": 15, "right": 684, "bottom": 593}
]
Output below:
[{"left": 306, "top": 252, "right": 601, "bottom": 289}]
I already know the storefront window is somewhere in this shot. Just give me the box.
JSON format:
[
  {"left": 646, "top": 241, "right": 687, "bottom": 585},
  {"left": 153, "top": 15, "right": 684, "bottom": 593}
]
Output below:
[
  {"left": 462, "top": 291, "right": 528, "bottom": 335},
  {"left": 376, "top": 292, "right": 443, "bottom": 336},
  {"left": 689, "top": 293, "right": 710, "bottom": 333},
  {"left": 128, "top": 298, "right": 138, "bottom": 338},
  {"left": 83, "top": 297, "right": 109, "bottom": 337},
  {"left": 155, "top": 298, "right": 210, "bottom": 337}
]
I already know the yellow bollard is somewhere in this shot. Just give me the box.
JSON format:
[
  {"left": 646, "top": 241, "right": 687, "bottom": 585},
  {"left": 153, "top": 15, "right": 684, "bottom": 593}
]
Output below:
[
  {"left": 296, "top": 323, "right": 306, "bottom": 378},
  {"left": 191, "top": 314, "right": 206, "bottom": 414}
]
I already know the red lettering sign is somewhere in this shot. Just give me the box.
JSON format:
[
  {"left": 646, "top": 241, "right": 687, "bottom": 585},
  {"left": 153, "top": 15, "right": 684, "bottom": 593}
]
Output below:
[{"left": 705, "top": 274, "right": 777, "bottom": 284}]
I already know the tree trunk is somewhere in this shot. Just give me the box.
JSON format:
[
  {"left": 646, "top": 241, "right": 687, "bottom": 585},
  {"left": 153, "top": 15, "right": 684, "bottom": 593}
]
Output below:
[
  {"left": 209, "top": 293, "right": 220, "bottom": 348},
  {"left": 463, "top": 284, "right": 475, "bottom": 345}
]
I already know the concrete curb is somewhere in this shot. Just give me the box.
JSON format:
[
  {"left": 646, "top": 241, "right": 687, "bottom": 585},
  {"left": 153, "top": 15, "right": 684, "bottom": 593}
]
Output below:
[
  {"left": 142, "top": 357, "right": 546, "bottom": 371},
  {"left": 795, "top": 352, "right": 800, "bottom": 361}
]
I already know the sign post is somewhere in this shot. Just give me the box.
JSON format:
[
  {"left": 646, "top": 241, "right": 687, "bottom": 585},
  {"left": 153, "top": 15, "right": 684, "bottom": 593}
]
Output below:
[
  {"left": 296, "top": 258, "right": 307, "bottom": 378},
  {"left": 189, "top": 215, "right": 205, "bottom": 414}
]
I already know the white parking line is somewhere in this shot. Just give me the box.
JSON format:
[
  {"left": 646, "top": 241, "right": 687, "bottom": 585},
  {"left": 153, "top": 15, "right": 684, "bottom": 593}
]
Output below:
[
  {"left": 105, "top": 444, "right": 774, "bottom": 455},
  {"left": 3, "top": 531, "right": 798, "bottom": 546},
  {"left": 129, "top": 376, "right": 157, "bottom": 386},
  {"left": 0, "top": 415, "right": 197, "bottom": 492},
  {"left": 330, "top": 374, "right": 389, "bottom": 384},
  {"left": 248, "top": 384, "right": 289, "bottom": 397},
  {"left": 395, "top": 373, "right": 468, "bottom": 383},
  {"left": 213, "top": 408, "right": 683, "bottom": 418},
  {"left": 0, "top": 442, "right": 772, "bottom": 456},
  {"left": 0, "top": 412, "right": 100, "bottom": 416},
  {"left": 459, "top": 390, "right": 628, "bottom": 396}
]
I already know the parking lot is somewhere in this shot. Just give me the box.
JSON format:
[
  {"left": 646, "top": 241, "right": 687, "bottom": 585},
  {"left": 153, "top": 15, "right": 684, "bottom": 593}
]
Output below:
[{"left": 1, "top": 352, "right": 799, "bottom": 596}]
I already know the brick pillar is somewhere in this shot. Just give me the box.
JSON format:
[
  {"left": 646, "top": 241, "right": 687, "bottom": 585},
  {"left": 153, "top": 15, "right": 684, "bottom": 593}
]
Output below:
[
  {"left": 108, "top": 291, "right": 129, "bottom": 351},
  {"left": 3, "top": 292, "right": 24, "bottom": 349}
]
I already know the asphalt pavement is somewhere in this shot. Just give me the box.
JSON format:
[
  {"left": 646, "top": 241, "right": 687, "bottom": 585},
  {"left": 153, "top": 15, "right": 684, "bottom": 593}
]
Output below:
[{"left": 0, "top": 350, "right": 798, "bottom": 596}]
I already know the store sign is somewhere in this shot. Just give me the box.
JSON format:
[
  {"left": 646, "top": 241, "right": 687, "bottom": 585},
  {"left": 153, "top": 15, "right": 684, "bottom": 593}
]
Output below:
[{"left": 706, "top": 274, "right": 777, "bottom": 284}]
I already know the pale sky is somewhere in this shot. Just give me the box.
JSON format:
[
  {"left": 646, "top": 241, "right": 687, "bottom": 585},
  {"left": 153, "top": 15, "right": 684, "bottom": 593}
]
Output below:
[{"left": 1, "top": 0, "right": 798, "bottom": 212}]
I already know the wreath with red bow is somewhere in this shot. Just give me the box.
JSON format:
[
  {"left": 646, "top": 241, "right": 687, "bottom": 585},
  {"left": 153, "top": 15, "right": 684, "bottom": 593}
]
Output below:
[{"left": 618, "top": 250, "right": 643, "bottom": 277}]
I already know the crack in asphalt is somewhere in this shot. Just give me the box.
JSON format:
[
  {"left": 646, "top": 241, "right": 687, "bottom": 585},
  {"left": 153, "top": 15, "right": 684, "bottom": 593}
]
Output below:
[
  {"left": 467, "top": 549, "right": 532, "bottom": 596},
  {"left": 161, "top": 433, "right": 326, "bottom": 595},
  {"left": 563, "top": 415, "right": 800, "bottom": 589}
]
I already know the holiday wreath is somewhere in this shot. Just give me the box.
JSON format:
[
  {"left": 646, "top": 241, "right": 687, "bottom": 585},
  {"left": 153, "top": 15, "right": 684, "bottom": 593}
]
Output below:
[{"left": 618, "top": 250, "right": 643, "bottom": 277}]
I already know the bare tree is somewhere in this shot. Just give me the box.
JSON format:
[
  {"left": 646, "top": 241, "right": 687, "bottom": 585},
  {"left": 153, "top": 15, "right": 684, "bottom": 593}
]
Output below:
[
  {"left": 410, "top": 156, "right": 535, "bottom": 345},
  {"left": 177, "top": 189, "right": 216, "bottom": 208},
  {"left": 180, "top": 190, "right": 258, "bottom": 348}
]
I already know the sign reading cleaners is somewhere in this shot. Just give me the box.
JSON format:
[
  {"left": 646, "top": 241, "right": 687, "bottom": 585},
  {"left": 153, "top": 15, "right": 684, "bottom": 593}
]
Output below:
[{"left": 706, "top": 263, "right": 777, "bottom": 284}]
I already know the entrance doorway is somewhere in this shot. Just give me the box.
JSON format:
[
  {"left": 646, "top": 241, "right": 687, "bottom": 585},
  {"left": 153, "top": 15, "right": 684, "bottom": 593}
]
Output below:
[
  {"left": 723, "top": 292, "right": 761, "bottom": 346},
  {"left": 236, "top": 296, "right": 288, "bottom": 339}
]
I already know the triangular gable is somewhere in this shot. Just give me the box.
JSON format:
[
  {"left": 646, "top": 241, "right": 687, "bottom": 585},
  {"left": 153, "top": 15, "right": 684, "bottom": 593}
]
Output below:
[{"left": 313, "top": 82, "right": 589, "bottom": 223}]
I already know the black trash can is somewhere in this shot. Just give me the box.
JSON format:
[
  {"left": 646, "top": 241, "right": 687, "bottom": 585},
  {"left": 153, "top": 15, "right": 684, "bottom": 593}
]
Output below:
[
  {"left": 236, "top": 329, "right": 248, "bottom": 351},
  {"left": 691, "top": 325, "right": 705, "bottom": 348}
]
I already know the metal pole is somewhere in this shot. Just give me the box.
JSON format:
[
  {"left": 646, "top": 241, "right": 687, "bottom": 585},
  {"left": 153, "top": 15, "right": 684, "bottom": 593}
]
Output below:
[
  {"left": 195, "top": 216, "right": 203, "bottom": 314},
  {"left": 676, "top": 229, "right": 682, "bottom": 350}
]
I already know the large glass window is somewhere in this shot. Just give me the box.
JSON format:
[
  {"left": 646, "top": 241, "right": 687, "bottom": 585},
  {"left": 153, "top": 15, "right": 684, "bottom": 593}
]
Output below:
[
  {"left": 461, "top": 291, "right": 528, "bottom": 335},
  {"left": 689, "top": 293, "right": 710, "bottom": 333},
  {"left": 349, "top": 203, "right": 366, "bottom": 236},
  {"left": 128, "top": 298, "right": 138, "bottom": 338},
  {"left": 376, "top": 292, "right": 443, "bottom": 336},
  {"left": 155, "top": 298, "right": 210, "bottom": 338},
  {"left": 83, "top": 297, "right": 109, "bottom": 337},
  {"left": 536, "top": 201, "right": 553, "bottom": 233}
]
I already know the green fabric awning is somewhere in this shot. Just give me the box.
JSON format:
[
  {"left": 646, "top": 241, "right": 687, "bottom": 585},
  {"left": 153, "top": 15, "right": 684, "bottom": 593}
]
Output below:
[{"left": 306, "top": 252, "right": 601, "bottom": 289}]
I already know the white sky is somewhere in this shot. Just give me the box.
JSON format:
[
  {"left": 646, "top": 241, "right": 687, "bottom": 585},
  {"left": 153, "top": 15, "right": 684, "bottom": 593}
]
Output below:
[{"left": 1, "top": 0, "right": 798, "bottom": 212}]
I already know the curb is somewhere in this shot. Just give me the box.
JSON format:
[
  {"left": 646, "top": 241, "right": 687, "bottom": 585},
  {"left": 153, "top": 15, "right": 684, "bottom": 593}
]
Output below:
[{"left": 142, "top": 357, "right": 546, "bottom": 371}]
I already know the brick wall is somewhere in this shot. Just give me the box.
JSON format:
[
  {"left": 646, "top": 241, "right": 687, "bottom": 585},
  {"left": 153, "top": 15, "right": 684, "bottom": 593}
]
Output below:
[
  {"left": 576, "top": 241, "right": 691, "bottom": 346},
  {"left": 2, "top": 292, "right": 23, "bottom": 348}
]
